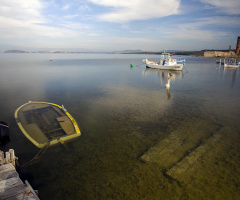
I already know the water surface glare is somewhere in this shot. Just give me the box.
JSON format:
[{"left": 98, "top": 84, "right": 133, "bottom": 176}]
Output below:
[{"left": 0, "top": 53, "right": 240, "bottom": 199}]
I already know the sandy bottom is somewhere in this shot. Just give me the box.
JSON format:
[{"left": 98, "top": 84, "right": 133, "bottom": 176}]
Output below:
[{"left": 19, "top": 87, "right": 240, "bottom": 200}]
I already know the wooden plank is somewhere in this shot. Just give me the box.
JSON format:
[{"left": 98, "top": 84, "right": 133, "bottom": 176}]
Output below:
[
  {"left": 0, "top": 184, "right": 30, "bottom": 199},
  {"left": 0, "top": 177, "right": 23, "bottom": 193},
  {"left": 24, "top": 123, "right": 48, "bottom": 143},
  {"left": 0, "top": 170, "right": 18, "bottom": 182},
  {"left": 0, "top": 163, "right": 15, "bottom": 174},
  {"left": 25, "top": 180, "right": 40, "bottom": 200},
  {"left": 0, "top": 151, "right": 40, "bottom": 200},
  {"left": 5, "top": 191, "right": 35, "bottom": 200}
]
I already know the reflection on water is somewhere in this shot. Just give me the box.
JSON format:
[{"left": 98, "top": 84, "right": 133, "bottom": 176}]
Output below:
[
  {"left": 143, "top": 68, "right": 185, "bottom": 99},
  {"left": 215, "top": 64, "right": 240, "bottom": 91},
  {"left": 0, "top": 54, "right": 240, "bottom": 200},
  {"left": 166, "top": 73, "right": 172, "bottom": 99},
  {"left": 223, "top": 67, "right": 239, "bottom": 87}
]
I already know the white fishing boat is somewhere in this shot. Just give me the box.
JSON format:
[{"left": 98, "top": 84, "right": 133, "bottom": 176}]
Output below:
[
  {"left": 143, "top": 52, "right": 184, "bottom": 71},
  {"left": 224, "top": 59, "right": 240, "bottom": 68},
  {"left": 224, "top": 63, "right": 239, "bottom": 68}
]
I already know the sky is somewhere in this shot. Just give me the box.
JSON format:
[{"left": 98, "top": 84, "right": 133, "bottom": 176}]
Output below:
[{"left": 0, "top": 0, "right": 240, "bottom": 51}]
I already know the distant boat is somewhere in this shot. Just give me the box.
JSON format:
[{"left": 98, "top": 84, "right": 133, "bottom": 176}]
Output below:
[
  {"left": 176, "top": 57, "right": 186, "bottom": 62},
  {"left": 143, "top": 52, "right": 184, "bottom": 71},
  {"left": 216, "top": 61, "right": 224, "bottom": 64},
  {"left": 15, "top": 101, "right": 81, "bottom": 148},
  {"left": 216, "top": 58, "right": 225, "bottom": 65},
  {"left": 224, "top": 63, "right": 239, "bottom": 68},
  {"left": 223, "top": 58, "right": 240, "bottom": 68}
]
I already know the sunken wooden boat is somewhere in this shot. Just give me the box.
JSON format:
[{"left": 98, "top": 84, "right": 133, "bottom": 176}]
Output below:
[{"left": 14, "top": 101, "right": 81, "bottom": 148}]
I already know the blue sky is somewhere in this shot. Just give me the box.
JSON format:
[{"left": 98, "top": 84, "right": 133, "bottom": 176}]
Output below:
[{"left": 0, "top": 0, "right": 240, "bottom": 51}]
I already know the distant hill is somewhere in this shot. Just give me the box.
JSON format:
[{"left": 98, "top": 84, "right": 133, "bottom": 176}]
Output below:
[
  {"left": 0, "top": 44, "right": 89, "bottom": 53},
  {"left": 4, "top": 50, "right": 29, "bottom": 53},
  {"left": 0, "top": 44, "right": 23, "bottom": 53},
  {"left": 122, "top": 49, "right": 143, "bottom": 53},
  {"left": 113, "top": 49, "right": 144, "bottom": 53}
]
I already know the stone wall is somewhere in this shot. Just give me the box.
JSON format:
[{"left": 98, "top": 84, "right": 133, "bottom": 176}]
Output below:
[{"left": 204, "top": 51, "right": 236, "bottom": 58}]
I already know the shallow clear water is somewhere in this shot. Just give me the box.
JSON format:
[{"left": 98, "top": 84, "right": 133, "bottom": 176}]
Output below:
[{"left": 0, "top": 53, "right": 240, "bottom": 199}]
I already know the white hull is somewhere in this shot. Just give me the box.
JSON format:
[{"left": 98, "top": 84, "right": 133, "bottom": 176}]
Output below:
[
  {"left": 145, "top": 60, "right": 183, "bottom": 71},
  {"left": 143, "top": 52, "right": 184, "bottom": 71},
  {"left": 224, "top": 63, "right": 239, "bottom": 68},
  {"left": 176, "top": 59, "right": 186, "bottom": 62}
]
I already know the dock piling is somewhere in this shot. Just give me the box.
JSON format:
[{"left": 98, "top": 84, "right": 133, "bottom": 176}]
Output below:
[
  {"left": 0, "top": 149, "right": 17, "bottom": 166},
  {"left": 0, "top": 149, "right": 40, "bottom": 199}
]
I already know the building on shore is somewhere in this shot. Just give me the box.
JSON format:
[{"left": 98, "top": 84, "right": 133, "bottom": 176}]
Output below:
[
  {"left": 204, "top": 50, "right": 236, "bottom": 58},
  {"left": 204, "top": 36, "right": 240, "bottom": 58}
]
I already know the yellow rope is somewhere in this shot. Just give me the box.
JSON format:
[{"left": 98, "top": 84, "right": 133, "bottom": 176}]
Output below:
[{"left": 16, "top": 142, "right": 50, "bottom": 167}]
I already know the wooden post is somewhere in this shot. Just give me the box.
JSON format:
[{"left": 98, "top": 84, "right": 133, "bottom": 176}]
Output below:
[
  {"left": 0, "top": 151, "right": 4, "bottom": 165},
  {"left": 0, "top": 151, "right": 40, "bottom": 200},
  {"left": 0, "top": 151, "right": 4, "bottom": 160},
  {"left": 0, "top": 149, "right": 16, "bottom": 166},
  {"left": 5, "top": 152, "right": 10, "bottom": 164},
  {"left": 9, "top": 149, "right": 15, "bottom": 166}
]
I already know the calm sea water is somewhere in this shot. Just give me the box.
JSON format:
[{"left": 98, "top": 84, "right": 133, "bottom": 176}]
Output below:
[{"left": 0, "top": 53, "right": 240, "bottom": 199}]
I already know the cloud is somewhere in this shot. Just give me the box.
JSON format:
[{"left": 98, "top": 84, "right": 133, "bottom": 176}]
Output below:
[
  {"left": 0, "top": 0, "right": 53, "bottom": 38},
  {"left": 87, "top": 33, "right": 102, "bottom": 37},
  {"left": 78, "top": 4, "right": 91, "bottom": 12},
  {"left": 198, "top": 16, "right": 240, "bottom": 27},
  {"left": 163, "top": 16, "right": 238, "bottom": 41},
  {"left": 110, "top": 36, "right": 158, "bottom": 44},
  {"left": 88, "top": 0, "right": 181, "bottom": 22},
  {"left": 62, "top": 4, "right": 70, "bottom": 10},
  {"left": 0, "top": 0, "right": 45, "bottom": 22},
  {"left": 0, "top": 0, "right": 89, "bottom": 39},
  {"left": 200, "top": 0, "right": 240, "bottom": 15},
  {"left": 60, "top": 21, "right": 90, "bottom": 30},
  {"left": 64, "top": 14, "right": 79, "bottom": 19},
  {"left": 0, "top": 16, "right": 77, "bottom": 39}
]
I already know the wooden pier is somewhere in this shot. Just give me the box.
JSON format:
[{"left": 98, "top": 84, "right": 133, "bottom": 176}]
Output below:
[{"left": 0, "top": 149, "right": 40, "bottom": 200}]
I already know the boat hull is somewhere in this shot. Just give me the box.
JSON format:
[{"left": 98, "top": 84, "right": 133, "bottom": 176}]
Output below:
[
  {"left": 15, "top": 101, "right": 81, "bottom": 148},
  {"left": 177, "top": 59, "right": 186, "bottom": 62},
  {"left": 224, "top": 64, "right": 239, "bottom": 68},
  {"left": 146, "top": 62, "right": 183, "bottom": 71}
]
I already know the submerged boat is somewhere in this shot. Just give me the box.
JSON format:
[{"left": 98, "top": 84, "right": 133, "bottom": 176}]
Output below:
[
  {"left": 15, "top": 101, "right": 81, "bottom": 148},
  {"left": 143, "top": 52, "right": 184, "bottom": 71}
]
